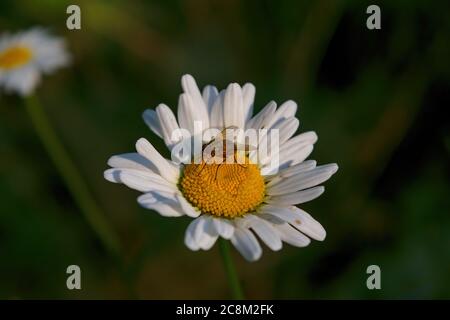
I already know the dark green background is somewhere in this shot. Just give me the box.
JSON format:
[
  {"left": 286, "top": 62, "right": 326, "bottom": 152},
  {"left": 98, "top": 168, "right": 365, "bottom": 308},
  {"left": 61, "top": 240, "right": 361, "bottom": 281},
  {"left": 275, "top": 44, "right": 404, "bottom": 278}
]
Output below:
[{"left": 1, "top": 0, "right": 449, "bottom": 299}]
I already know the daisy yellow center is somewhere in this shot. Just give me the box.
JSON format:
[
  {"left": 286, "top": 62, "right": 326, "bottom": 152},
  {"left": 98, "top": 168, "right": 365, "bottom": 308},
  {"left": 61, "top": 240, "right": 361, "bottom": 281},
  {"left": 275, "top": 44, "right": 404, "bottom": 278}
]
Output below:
[
  {"left": 180, "top": 158, "right": 265, "bottom": 218},
  {"left": 0, "top": 46, "right": 33, "bottom": 69}
]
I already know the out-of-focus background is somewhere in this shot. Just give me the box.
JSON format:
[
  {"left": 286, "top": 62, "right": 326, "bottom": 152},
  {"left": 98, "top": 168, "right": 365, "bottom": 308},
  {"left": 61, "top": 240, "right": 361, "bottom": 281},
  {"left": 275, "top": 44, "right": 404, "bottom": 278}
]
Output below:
[{"left": 1, "top": 0, "right": 449, "bottom": 299}]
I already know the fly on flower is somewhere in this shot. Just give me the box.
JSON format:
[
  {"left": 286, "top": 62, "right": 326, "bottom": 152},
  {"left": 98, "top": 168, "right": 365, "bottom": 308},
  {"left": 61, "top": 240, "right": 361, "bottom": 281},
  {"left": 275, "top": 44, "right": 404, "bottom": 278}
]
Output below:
[
  {"left": 0, "top": 27, "right": 70, "bottom": 96},
  {"left": 197, "top": 125, "right": 255, "bottom": 163},
  {"left": 192, "top": 125, "right": 257, "bottom": 182},
  {"left": 104, "top": 74, "right": 338, "bottom": 261}
]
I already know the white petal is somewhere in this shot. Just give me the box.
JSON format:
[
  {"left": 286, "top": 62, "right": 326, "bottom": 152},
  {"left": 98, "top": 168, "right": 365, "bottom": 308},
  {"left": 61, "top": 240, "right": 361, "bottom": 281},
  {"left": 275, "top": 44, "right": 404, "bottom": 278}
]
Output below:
[
  {"left": 3, "top": 67, "right": 40, "bottom": 96},
  {"left": 155, "top": 104, "right": 181, "bottom": 147},
  {"left": 261, "top": 147, "right": 314, "bottom": 178},
  {"left": 318, "top": 163, "right": 339, "bottom": 174},
  {"left": 265, "top": 100, "right": 297, "bottom": 129},
  {"left": 279, "top": 145, "right": 314, "bottom": 170},
  {"left": 266, "top": 186, "right": 325, "bottom": 205},
  {"left": 176, "top": 194, "right": 201, "bottom": 218},
  {"left": 185, "top": 215, "right": 218, "bottom": 250},
  {"left": 267, "top": 164, "right": 338, "bottom": 195},
  {"left": 223, "top": 83, "right": 245, "bottom": 129},
  {"left": 282, "top": 131, "right": 318, "bottom": 150},
  {"left": 104, "top": 168, "right": 176, "bottom": 193},
  {"left": 181, "top": 74, "right": 203, "bottom": 103},
  {"left": 210, "top": 90, "right": 225, "bottom": 129},
  {"left": 248, "top": 129, "right": 269, "bottom": 164},
  {"left": 273, "top": 131, "right": 317, "bottom": 169},
  {"left": 274, "top": 223, "right": 311, "bottom": 247},
  {"left": 193, "top": 216, "right": 207, "bottom": 242},
  {"left": 202, "top": 85, "right": 219, "bottom": 115},
  {"left": 107, "top": 153, "right": 154, "bottom": 172},
  {"left": 181, "top": 74, "right": 210, "bottom": 129},
  {"left": 196, "top": 216, "right": 219, "bottom": 250},
  {"left": 230, "top": 227, "right": 262, "bottom": 261},
  {"left": 34, "top": 38, "right": 70, "bottom": 73},
  {"left": 291, "top": 208, "right": 326, "bottom": 241},
  {"left": 247, "top": 101, "right": 276, "bottom": 129},
  {"left": 272, "top": 117, "right": 299, "bottom": 144},
  {"left": 177, "top": 93, "right": 196, "bottom": 133},
  {"left": 264, "top": 160, "right": 317, "bottom": 183},
  {"left": 250, "top": 117, "right": 298, "bottom": 167},
  {"left": 274, "top": 160, "right": 317, "bottom": 179},
  {"left": 260, "top": 205, "right": 326, "bottom": 241},
  {"left": 242, "top": 215, "right": 282, "bottom": 251},
  {"left": 137, "top": 191, "right": 184, "bottom": 217},
  {"left": 135, "top": 138, "right": 179, "bottom": 182},
  {"left": 212, "top": 218, "right": 235, "bottom": 239},
  {"left": 185, "top": 218, "right": 202, "bottom": 251},
  {"left": 242, "top": 83, "right": 255, "bottom": 124},
  {"left": 142, "top": 109, "right": 163, "bottom": 138},
  {"left": 258, "top": 213, "right": 286, "bottom": 225},
  {"left": 259, "top": 205, "right": 297, "bottom": 220}
]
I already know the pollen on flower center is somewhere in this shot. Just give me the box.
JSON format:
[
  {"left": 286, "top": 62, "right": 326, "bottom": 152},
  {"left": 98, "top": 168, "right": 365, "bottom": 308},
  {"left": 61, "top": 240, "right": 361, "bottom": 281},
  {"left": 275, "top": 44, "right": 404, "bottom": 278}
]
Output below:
[
  {"left": 0, "top": 46, "right": 33, "bottom": 69},
  {"left": 180, "top": 158, "right": 266, "bottom": 218}
]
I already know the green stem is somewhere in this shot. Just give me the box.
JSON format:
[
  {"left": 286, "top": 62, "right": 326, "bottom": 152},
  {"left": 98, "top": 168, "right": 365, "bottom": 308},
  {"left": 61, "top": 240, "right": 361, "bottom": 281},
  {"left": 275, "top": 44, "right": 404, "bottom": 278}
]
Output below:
[
  {"left": 219, "top": 238, "right": 244, "bottom": 299},
  {"left": 24, "top": 95, "right": 121, "bottom": 258}
]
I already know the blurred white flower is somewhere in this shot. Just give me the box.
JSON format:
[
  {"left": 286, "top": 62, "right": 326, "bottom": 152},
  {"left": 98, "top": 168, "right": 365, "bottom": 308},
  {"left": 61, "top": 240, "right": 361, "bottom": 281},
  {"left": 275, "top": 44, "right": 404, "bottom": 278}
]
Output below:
[
  {"left": 104, "top": 74, "right": 338, "bottom": 261},
  {"left": 0, "top": 27, "right": 70, "bottom": 96}
]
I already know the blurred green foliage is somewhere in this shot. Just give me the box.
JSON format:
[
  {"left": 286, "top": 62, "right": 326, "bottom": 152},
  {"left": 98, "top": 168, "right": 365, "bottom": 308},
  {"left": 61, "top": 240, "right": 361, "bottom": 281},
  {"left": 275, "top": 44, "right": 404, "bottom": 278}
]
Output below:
[{"left": 0, "top": 0, "right": 449, "bottom": 299}]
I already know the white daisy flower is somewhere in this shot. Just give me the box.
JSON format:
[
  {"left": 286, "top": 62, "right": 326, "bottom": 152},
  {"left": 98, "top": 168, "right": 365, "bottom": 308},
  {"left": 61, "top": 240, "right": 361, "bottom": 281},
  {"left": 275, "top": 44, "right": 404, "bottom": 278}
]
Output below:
[
  {"left": 104, "top": 74, "right": 338, "bottom": 261},
  {"left": 0, "top": 27, "right": 70, "bottom": 96}
]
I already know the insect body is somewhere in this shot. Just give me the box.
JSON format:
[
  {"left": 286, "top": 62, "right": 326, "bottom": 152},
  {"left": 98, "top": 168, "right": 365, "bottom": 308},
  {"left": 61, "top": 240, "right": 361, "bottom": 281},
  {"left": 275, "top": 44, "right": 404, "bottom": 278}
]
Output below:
[{"left": 193, "top": 126, "right": 254, "bottom": 180}]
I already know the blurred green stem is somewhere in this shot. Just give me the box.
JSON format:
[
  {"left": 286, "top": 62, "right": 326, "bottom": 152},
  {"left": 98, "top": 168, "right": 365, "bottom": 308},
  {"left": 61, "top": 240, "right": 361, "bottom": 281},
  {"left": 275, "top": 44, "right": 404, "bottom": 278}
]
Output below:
[
  {"left": 219, "top": 239, "right": 244, "bottom": 299},
  {"left": 24, "top": 95, "right": 121, "bottom": 258}
]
